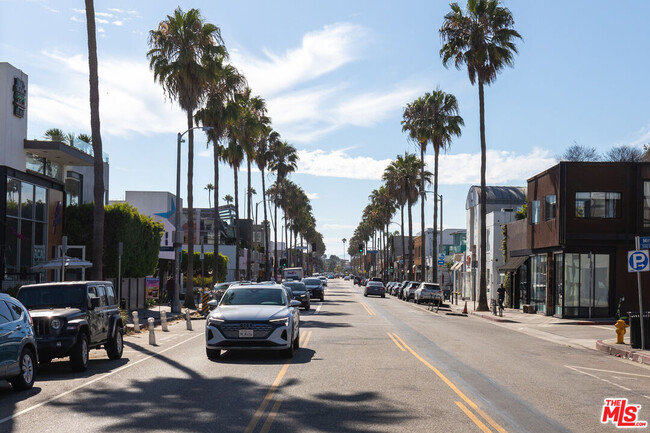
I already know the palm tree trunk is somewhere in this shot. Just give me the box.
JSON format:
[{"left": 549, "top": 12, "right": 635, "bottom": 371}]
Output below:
[
  {"left": 246, "top": 159, "right": 252, "bottom": 280},
  {"left": 84, "top": 0, "right": 104, "bottom": 281},
  {"left": 234, "top": 167, "right": 240, "bottom": 281},
  {"left": 213, "top": 143, "right": 220, "bottom": 284},
  {"left": 400, "top": 204, "right": 405, "bottom": 281},
  {"left": 432, "top": 147, "right": 439, "bottom": 283},
  {"left": 274, "top": 199, "right": 278, "bottom": 281},
  {"left": 420, "top": 143, "right": 426, "bottom": 283},
  {"left": 477, "top": 80, "right": 488, "bottom": 311},
  {"left": 262, "top": 169, "right": 269, "bottom": 280},
  {"left": 184, "top": 111, "right": 196, "bottom": 308},
  {"left": 408, "top": 202, "right": 413, "bottom": 281}
]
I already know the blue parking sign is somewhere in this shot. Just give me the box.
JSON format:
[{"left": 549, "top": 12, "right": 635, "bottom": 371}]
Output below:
[{"left": 628, "top": 250, "right": 650, "bottom": 272}]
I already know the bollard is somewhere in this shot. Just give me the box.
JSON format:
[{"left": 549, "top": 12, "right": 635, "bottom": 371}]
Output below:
[
  {"left": 202, "top": 291, "right": 210, "bottom": 316},
  {"left": 132, "top": 311, "right": 141, "bottom": 333},
  {"left": 161, "top": 310, "right": 169, "bottom": 332},
  {"left": 148, "top": 317, "right": 156, "bottom": 345},
  {"left": 185, "top": 309, "right": 193, "bottom": 331}
]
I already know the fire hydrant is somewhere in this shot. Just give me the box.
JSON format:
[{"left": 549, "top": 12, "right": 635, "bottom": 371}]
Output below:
[{"left": 615, "top": 319, "right": 628, "bottom": 344}]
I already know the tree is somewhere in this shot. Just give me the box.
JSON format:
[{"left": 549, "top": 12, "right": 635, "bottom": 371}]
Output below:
[
  {"left": 205, "top": 183, "right": 214, "bottom": 208},
  {"left": 440, "top": 0, "right": 521, "bottom": 311},
  {"left": 222, "top": 134, "right": 244, "bottom": 281},
  {"left": 148, "top": 7, "right": 224, "bottom": 309},
  {"left": 43, "top": 128, "right": 65, "bottom": 142},
  {"left": 604, "top": 145, "right": 644, "bottom": 162},
  {"left": 558, "top": 143, "right": 599, "bottom": 161},
  {"left": 256, "top": 129, "right": 279, "bottom": 280},
  {"left": 78, "top": 133, "right": 92, "bottom": 144},
  {"left": 85, "top": 0, "right": 106, "bottom": 280},
  {"left": 223, "top": 194, "right": 234, "bottom": 205}
]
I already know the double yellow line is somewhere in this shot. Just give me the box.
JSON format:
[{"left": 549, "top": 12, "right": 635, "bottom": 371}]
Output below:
[
  {"left": 244, "top": 330, "right": 313, "bottom": 433},
  {"left": 360, "top": 302, "right": 376, "bottom": 316},
  {"left": 387, "top": 332, "right": 507, "bottom": 433}
]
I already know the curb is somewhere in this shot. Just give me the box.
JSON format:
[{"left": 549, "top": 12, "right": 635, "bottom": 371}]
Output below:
[
  {"left": 470, "top": 312, "right": 518, "bottom": 323},
  {"left": 596, "top": 340, "right": 650, "bottom": 365}
]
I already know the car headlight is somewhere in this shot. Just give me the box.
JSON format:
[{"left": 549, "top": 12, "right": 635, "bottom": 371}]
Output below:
[
  {"left": 51, "top": 318, "right": 63, "bottom": 330},
  {"left": 270, "top": 317, "right": 289, "bottom": 327},
  {"left": 207, "top": 317, "right": 225, "bottom": 326}
]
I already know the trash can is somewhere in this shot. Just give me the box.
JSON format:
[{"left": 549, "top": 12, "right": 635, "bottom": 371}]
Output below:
[
  {"left": 628, "top": 312, "right": 650, "bottom": 350},
  {"left": 120, "top": 298, "right": 129, "bottom": 310}
]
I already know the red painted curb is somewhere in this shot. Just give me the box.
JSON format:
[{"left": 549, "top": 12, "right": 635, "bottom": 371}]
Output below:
[{"left": 596, "top": 340, "right": 650, "bottom": 365}]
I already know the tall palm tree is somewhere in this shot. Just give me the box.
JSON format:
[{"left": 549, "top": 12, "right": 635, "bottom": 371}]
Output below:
[
  {"left": 440, "top": 0, "right": 521, "bottom": 311},
  {"left": 205, "top": 183, "right": 214, "bottom": 208},
  {"left": 43, "top": 128, "right": 65, "bottom": 142},
  {"left": 224, "top": 194, "right": 233, "bottom": 205},
  {"left": 256, "top": 128, "right": 278, "bottom": 280},
  {"left": 84, "top": 0, "right": 105, "bottom": 280},
  {"left": 222, "top": 135, "right": 244, "bottom": 280},
  {"left": 148, "top": 7, "right": 224, "bottom": 308},
  {"left": 195, "top": 60, "right": 245, "bottom": 284},
  {"left": 268, "top": 140, "right": 298, "bottom": 280}
]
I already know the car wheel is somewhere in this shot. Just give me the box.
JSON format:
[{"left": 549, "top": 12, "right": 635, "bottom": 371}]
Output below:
[
  {"left": 364, "top": 293, "right": 368, "bottom": 297},
  {"left": 9, "top": 348, "right": 36, "bottom": 390},
  {"left": 282, "top": 332, "right": 295, "bottom": 359},
  {"left": 206, "top": 348, "right": 221, "bottom": 360},
  {"left": 106, "top": 327, "right": 124, "bottom": 360},
  {"left": 294, "top": 331, "right": 300, "bottom": 350},
  {"left": 70, "top": 333, "right": 89, "bottom": 372},
  {"left": 381, "top": 294, "right": 385, "bottom": 298},
  {"left": 305, "top": 304, "right": 310, "bottom": 311}
]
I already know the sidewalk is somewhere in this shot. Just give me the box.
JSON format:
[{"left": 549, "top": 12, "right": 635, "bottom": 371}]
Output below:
[
  {"left": 128, "top": 303, "right": 205, "bottom": 328},
  {"left": 445, "top": 299, "right": 650, "bottom": 365}
]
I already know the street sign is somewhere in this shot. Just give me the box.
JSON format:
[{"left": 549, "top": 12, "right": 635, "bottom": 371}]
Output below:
[
  {"left": 628, "top": 250, "right": 650, "bottom": 272},
  {"left": 438, "top": 253, "right": 444, "bottom": 260},
  {"left": 437, "top": 260, "right": 445, "bottom": 266},
  {"left": 640, "top": 236, "right": 650, "bottom": 249}
]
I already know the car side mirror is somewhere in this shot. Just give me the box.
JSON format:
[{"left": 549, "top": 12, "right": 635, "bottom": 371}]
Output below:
[
  {"left": 89, "top": 297, "right": 100, "bottom": 309},
  {"left": 290, "top": 300, "right": 301, "bottom": 308},
  {"left": 207, "top": 300, "right": 219, "bottom": 311}
]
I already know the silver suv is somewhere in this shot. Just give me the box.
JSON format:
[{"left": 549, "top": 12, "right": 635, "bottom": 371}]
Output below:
[{"left": 414, "top": 283, "right": 443, "bottom": 304}]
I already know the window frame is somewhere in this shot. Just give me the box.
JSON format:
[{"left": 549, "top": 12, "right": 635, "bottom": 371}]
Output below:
[
  {"left": 545, "top": 194, "right": 557, "bottom": 221},
  {"left": 575, "top": 191, "right": 621, "bottom": 219}
]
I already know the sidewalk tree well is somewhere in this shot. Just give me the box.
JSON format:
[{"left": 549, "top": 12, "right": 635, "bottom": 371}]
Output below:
[
  {"left": 64, "top": 203, "right": 163, "bottom": 277},
  {"left": 180, "top": 250, "right": 228, "bottom": 283}
]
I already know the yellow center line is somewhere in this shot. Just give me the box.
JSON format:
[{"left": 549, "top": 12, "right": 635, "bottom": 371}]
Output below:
[
  {"left": 392, "top": 333, "right": 507, "bottom": 433},
  {"left": 302, "top": 330, "right": 313, "bottom": 347},
  {"left": 455, "top": 401, "right": 493, "bottom": 433},
  {"left": 360, "top": 302, "right": 375, "bottom": 316},
  {"left": 244, "top": 363, "right": 290, "bottom": 433},
  {"left": 260, "top": 398, "right": 283, "bottom": 433},
  {"left": 387, "top": 332, "right": 406, "bottom": 351}
]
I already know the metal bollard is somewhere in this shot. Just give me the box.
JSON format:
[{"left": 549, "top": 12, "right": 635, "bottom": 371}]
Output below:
[
  {"left": 185, "top": 309, "right": 193, "bottom": 331},
  {"left": 161, "top": 310, "right": 169, "bottom": 332},
  {"left": 132, "top": 311, "right": 141, "bottom": 333},
  {"left": 148, "top": 317, "right": 156, "bottom": 345}
]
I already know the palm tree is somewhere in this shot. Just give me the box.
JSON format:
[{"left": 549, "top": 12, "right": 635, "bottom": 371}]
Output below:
[
  {"left": 77, "top": 133, "right": 92, "bottom": 144},
  {"left": 224, "top": 194, "right": 233, "bottom": 205},
  {"left": 148, "top": 6, "right": 224, "bottom": 308},
  {"left": 222, "top": 136, "right": 244, "bottom": 280},
  {"left": 256, "top": 128, "right": 278, "bottom": 280},
  {"left": 440, "top": 0, "right": 521, "bottom": 311},
  {"left": 84, "top": 0, "right": 105, "bottom": 280},
  {"left": 205, "top": 184, "right": 214, "bottom": 208},
  {"left": 195, "top": 58, "right": 245, "bottom": 284},
  {"left": 43, "top": 128, "right": 65, "bottom": 142},
  {"left": 268, "top": 140, "right": 298, "bottom": 280}
]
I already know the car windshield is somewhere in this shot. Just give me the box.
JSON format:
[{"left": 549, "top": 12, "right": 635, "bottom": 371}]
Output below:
[
  {"left": 220, "top": 288, "right": 286, "bottom": 306},
  {"left": 284, "top": 282, "right": 306, "bottom": 292},
  {"left": 18, "top": 285, "right": 87, "bottom": 309},
  {"left": 303, "top": 278, "right": 321, "bottom": 285}
]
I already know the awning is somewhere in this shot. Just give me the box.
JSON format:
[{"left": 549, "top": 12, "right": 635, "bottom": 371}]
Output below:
[
  {"left": 451, "top": 262, "right": 462, "bottom": 271},
  {"left": 498, "top": 256, "right": 528, "bottom": 272}
]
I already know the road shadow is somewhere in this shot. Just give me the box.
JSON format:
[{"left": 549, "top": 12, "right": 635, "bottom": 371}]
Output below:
[
  {"left": 34, "top": 357, "right": 130, "bottom": 382},
  {"left": 214, "top": 347, "right": 315, "bottom": 365},
  {"left": 300, "top": 320, "right": 352, "bottom": 329}
]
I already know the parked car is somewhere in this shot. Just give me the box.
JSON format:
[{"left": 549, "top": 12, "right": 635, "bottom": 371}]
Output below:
[
  {"left": 205, "top": 284, "right": 301, "bottom": 359},
  {"left": 400, "top": 281, "right": 419, "bottom": 301},
  {"left": 353, "top": 276, "right": 361, "bottom": 285},
  {"left": 343, "top": 275, "right": 350, "bottom": 281},
  {"left": 17, "top": 281, "right": 124, "bottom": 372},
  {"left": 364, "top": 281, "right": 386, "bottom": 298},
  {"left": 302, "top": 278, "right": 325, "bottom": 301},
  {"left": 318, "top": 276, "right": 328, "bottom": 287},
  {"left": 282, "top": 281, "right": 311, "bottom": 310},
  {"left": 414, "top": 283, "right": 444, "bottom": 304},
  {"left": 0, "top": 293, "right": 37, "bottom": 390}
]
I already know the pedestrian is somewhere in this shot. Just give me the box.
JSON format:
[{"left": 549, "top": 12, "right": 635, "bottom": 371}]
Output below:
[
  {"left": 497, "top": 284, "right": 506, "bottom": 310},
  {"left": 166, "top": 275, "right": 175, "bottom": 305}
]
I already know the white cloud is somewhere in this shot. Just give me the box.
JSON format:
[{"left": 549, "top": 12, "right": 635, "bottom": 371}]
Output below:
[
  {"left": 322, "top": 223, "right": 356, "bottom": 230},
  {"left": 95, "top": 12, "right": 113, "bottom": 18},
  {"left": 96, "top": 18, "right": 109, "bottom": 24},
  {"left": 113, "top": 20, "right": 123, "bottom": 26},
  {"left": 97, "top": 27, "right": 105, "bottom": 34},
  {"left": 306, "top": 192, "right": 319, "bottom": 200},
  {"left": 70, "top": 16, "right": 82, "bottom": 22},
  {"left": 230, "top": 22, "right": 366, "bottom": 97},
  {"left": 294, "top": 147, "right": 556, "bottom": 184}
]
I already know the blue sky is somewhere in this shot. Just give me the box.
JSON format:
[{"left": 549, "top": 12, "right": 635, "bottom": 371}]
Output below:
[{"left": 2, "top": 1, "right": 650, "bottom": 258}]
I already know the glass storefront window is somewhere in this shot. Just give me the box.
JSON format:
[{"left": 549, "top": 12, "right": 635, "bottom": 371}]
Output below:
[
  {"left": 65, "top": 173, "right": 81, "bottom": 207},
  {"left": 594, "top": 255, "right": 609, "bottom": 308},
  {"left": 35, "top": 186, "right": 47, "bottom": 221},
  {"left": 6, "top": 178, "right": 20, "bottom": 217},
  {"left": 562, "top": 253, "right": 610, "bottom": 317},
  {"left": 19, "top": 220, "right": 33, "bottom": 274},
  {"left": 530, "top": 254, "right": 547, "bottom": 313},
  {"left": 21, "top": 183, "right": 34, "bottom": 219},
  {"left": 5, "top": 217, "right": 19, "bottom": 274}
]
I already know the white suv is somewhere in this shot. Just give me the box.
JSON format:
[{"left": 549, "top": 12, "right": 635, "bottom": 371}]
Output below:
[{"left": 414, "top": 283, "right": 443, "bottom": 305}]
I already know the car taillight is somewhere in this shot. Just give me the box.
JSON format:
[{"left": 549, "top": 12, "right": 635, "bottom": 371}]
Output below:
[{"left": 28, "top": 311, "right": 33, "bottom": 327}]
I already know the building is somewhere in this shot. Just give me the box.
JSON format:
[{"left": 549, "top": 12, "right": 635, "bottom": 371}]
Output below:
[
  {"left": 501, "top": 161, "right": 650, "bottom": 318},
  {"left": 464, "top": 185, "right": 526, "bottom": 300},
  {"left": 1, "top": 62, "right": 108, "bottom": 288}
]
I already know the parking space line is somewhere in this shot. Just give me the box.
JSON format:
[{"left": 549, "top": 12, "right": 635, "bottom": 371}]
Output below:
[
  {"left": 392, "top": 333, "right": 508, "bottom": 433},
  {"left": 387, "top": 332, "right": 405, "bottom": 351},
  {"left": 314, "top": 303, "right": 323, "bottom": 315},
  {"left": 455, "top": 401, "right": 492, "bottom": 433},
  {"left": 360, "top": 302, "right": 376, "bottom": 316}
]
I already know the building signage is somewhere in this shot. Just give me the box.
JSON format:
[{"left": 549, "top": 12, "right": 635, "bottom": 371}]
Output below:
[
  {"left": 639, "top": 236, "right": 650, "bottom": 250},
  {"left": 12, "top": 77, "right": 26, "bottom": 118}
]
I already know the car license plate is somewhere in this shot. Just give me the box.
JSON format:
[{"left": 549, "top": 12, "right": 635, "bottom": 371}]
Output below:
[{"left": 239, "top": 329, "right": 254, "bottom": 338}]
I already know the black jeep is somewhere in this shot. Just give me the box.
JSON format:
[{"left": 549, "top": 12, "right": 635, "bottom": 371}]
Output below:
[{"left": 17, "top": 281, "right": 124, "bottom": 372}]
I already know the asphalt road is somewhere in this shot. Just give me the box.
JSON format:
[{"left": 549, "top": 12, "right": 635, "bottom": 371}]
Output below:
[{"left": 1, "top": 279, "right": 649, "bottom": 432}]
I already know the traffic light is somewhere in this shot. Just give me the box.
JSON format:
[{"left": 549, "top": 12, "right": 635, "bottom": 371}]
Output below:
[
  {"left": 280, "top": 258, "right": 288, "bottom": 268},
  {"left": 390, "top": 263, "right": 394, "bottom": 270},
  {"left": 358, "top": 243, "right": 364, "bottom": 253}
]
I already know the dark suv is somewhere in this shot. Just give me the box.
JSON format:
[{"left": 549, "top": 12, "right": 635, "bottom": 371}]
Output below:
[{"left": 17, "top": 281, "right": 124, "bottom": 372}]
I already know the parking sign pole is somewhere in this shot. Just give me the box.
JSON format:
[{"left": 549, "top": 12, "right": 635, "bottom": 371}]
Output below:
[{"left": 635, "top": 237, "right": 646, "bottom": 350}]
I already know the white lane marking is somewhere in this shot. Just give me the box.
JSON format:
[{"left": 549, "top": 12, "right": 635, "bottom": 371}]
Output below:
[
  {"left": 592, "top": 325, "right": 617, "bottom": 331},
  {"left": 314, "top": 303, "right": 323, "bottom": 315},
  {"left": 565, "top": 366, "right": 637, "bottom": 392},
  {"left": 0, "top": 332, "right": 204, "bottom": 425},
  {"left": 567, "top": 366, "right": 650, "bottom": 378}
]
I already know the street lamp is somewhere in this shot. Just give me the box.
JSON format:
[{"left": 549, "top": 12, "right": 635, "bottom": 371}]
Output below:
[{"left": 173, "top": 126, "right": 213, "bottom": 314}]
